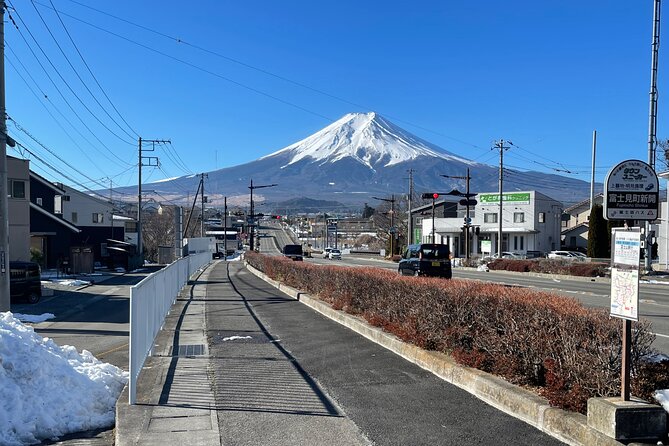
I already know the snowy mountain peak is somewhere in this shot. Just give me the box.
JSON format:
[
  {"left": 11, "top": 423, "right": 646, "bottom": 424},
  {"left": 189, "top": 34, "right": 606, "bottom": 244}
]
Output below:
[{"left": 260, "top": 112, "right": 476, "bottom": 169}]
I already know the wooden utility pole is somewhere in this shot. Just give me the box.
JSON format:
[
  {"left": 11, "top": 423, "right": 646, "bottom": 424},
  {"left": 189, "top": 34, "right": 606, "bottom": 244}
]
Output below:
[{"left": 496, "top": 140, "right": 510, "bottom": 257}]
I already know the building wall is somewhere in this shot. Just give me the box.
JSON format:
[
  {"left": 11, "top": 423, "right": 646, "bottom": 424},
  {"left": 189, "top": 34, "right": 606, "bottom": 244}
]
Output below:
[
  {"left": 422, "top": 190, "right": 562, "bottom": 257},
  {"left": 61, "top": 186, "right": 114, "bottom": 227},
  {"left": 659, "top": 201, "right": 668, "bottom": 269},
  {"left": 7, "top": 157, "right": 30, "bottom": 261}
]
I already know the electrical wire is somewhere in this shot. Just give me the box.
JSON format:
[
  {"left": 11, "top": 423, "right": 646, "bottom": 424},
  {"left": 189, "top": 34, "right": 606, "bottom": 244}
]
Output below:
[
  {"left": 29, "top": 0, "right": 137, "bottom": 141},
  {"left": 5, "top": 17, "right": 133, "bottom": 167},
  {"left": 7, "top": 2, "right": 136, "bottom": 147},
  {"left": 46, "top": 0, "right": 139, "bottom": 138}
]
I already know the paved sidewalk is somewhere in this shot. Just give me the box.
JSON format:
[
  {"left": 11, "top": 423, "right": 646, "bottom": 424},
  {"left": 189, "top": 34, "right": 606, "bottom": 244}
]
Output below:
[{"left": 115, "top": 265, "right": 220, "bottom": 446}]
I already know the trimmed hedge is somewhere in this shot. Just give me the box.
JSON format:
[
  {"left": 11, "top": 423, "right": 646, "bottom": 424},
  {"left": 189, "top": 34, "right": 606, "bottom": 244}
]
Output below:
[
  {"left": 245, "top": 252, "right": 664, "bottom": 413},
  {"left": 488, "top": 259, "right": 608, "bottom": 277}
]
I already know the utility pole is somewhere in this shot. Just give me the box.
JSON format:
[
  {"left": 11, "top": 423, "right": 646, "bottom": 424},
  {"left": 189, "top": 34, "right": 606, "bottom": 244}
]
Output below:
[
  {"left": 442, "top": 169, "right": 473, "bottom": 259},
  {"left": 200, "top": 173, "right": 207, "bottom": 237},
  {"left": 109, "top": 177, "right": 114, "bottom": 239},
  {"left": 590, "top": 130, "right": 597, "bottom": 214},
  {"left": 407, "top": 169, "right": 414, "bottom": 246},
  {"left": 495, "top": 140, "right": 510, "bottom": 257},
  {"left": 137, "top": 138, "right": 166, "bottom": 259},
  {"left": 0, "top": 1, "right": 10, "bottom": 310},
  {"left": 223, "top": 196, "right": 227, "bottom": 260},
  {"left": 372, "top": 195, "right": 397, "bottom": 256},
  {"left": 646, "top": 0, "right": 661, "bottom": 273}
]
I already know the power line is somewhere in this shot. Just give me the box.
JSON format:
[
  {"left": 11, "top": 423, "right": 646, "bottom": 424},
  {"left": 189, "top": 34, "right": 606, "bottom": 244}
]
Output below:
[
  {"left": 48, "top": 0, "right": 491, "bottom": 153},
  {"left": 45, "top": 0, "right": 139, "bottom": 138},
  {"left": 28, "top": 0, "right": 137, "bottom": 141},
  {"left": 5, "top": 10, "right": 133, "bottom": 167}
]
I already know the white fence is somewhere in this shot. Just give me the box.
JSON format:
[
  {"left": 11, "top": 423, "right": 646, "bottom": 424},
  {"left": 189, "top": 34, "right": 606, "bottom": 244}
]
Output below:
[{"left": 128, "top": 252, "right": 211, "bottom": 404}]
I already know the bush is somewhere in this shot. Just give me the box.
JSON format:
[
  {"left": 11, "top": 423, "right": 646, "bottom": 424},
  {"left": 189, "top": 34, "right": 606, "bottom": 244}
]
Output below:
[
  {"left": 488, "top": 258, "right": 608, "bottom": 277},
  {"left": 245, "top": 252, "right": 659, "bottom": 413}
]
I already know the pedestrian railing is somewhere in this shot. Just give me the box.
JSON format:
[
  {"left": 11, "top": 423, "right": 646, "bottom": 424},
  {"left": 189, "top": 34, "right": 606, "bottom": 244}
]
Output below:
[{"left": 128, "top": 252, "right": 211, "bottom": 404}]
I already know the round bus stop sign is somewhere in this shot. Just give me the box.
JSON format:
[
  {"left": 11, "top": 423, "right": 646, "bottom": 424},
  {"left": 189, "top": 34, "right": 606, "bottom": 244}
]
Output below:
[{"left": 603, "top": 159, "right": 659, "bottom": 221}]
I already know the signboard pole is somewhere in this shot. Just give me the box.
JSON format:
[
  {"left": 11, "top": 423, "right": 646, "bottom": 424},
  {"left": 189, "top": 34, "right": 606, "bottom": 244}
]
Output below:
[
  {"left": 622, "top": 319, "right": 631, "bottom": 401},
  {"left": 610, "top": 227, "right": 641, "bottom": 401}
]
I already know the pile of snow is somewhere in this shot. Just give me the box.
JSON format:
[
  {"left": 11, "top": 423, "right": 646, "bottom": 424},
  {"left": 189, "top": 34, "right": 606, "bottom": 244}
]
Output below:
[
  {"left": 12, "top": 313, "right": 55, "bottom": 324},
  {"left": 0, "top": 312, "right": 127, "bottom": 445}
]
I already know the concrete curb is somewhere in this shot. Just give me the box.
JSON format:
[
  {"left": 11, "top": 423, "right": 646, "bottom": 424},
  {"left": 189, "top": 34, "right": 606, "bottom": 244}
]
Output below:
[{"left": 245, "top": 262, "right": 625, "bottom": 446}]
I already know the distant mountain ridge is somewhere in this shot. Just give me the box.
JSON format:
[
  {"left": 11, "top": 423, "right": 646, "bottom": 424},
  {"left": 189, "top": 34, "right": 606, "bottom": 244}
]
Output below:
[{"left": 109, "top": 112, "right": 595, "bottom": 208}]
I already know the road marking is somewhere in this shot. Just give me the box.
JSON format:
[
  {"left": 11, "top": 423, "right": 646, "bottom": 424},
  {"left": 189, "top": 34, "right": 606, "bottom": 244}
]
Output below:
[{"left": 98, "top": 342, "right": 128, "bottom": 357}]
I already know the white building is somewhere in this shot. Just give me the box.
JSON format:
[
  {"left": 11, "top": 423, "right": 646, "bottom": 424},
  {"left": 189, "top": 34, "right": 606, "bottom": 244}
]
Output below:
[
  {"left": 422, "top": 190, "right": 563, "bottom": 257},
  {"left": 659, "top": 171, "right": 669, "bottom": 269}
]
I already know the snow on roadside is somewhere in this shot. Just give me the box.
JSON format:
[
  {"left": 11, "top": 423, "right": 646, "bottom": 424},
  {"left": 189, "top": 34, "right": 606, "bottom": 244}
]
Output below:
[
  {"left": 49, "top": 279, "right": 91, "bottom": 287},
  {"left": 12, "top": 313, "right": 55, "bottom": 324},
  {"left": 222, "top": 335, "right": 252, "bottom": 341},
  {"left": 0, "top": 312, "right": 127, "bottom": 445},
  {"left": 655, "top": 389, "right": 669, "bottom": 413}
]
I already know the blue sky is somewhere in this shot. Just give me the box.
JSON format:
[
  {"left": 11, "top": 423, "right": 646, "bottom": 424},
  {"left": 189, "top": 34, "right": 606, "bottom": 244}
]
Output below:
[{"left": 5, "top": 0, "right": 668, "bottom": 193}]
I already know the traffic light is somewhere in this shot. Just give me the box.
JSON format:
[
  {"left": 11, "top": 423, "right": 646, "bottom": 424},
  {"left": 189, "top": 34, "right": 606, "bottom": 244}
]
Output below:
[
  {"left": 421, "top": 193, "right": 439, "bottom": 199},
  {"left": 271, "top": 215, "right": 281, "bottom": 220}
]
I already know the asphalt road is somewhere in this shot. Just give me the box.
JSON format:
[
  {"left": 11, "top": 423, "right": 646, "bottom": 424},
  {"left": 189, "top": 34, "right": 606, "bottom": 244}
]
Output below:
[
  {"left": 217, "top": 261, "right": 564, "bottom": 445},
  {"left": 261, "top": 222, "right": 669, "bottom": 354},
  {"left": 9, "top": 269, "right": 156, "bottom": 446}
]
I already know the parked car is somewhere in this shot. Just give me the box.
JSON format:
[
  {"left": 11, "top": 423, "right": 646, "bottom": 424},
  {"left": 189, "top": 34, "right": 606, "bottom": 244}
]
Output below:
[
  {"left": 328, "top": 249, "right": 342, "bottom": 260},
  {"left": 501, "top": 251, "right": 522, "bottom": 259},
  {"left": 322, "top": 247, "right": 333, "bottom": 259},
  {"left": 398, "top": 243, "right": 452, "bottom": 279},
  {"left": 525, "top": 250, "right": 543, "bottom": 259},
  {"left": 548, "top": 250, "right": 582, "bottom": 260},
  {"left": 10, "top": 261, "right": 42, "bottom": 304}
]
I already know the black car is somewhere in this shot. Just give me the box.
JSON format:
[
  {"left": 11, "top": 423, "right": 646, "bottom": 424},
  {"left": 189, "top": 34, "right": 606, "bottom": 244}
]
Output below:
[
  {"left": 10, "top": 261, "right": 42, "bottom": 304},
  {"left": 398, "top": 243, "right": 452, "bottom": 279},
  {"left": 282, "top": 244, "right": 304, "bottom": 261}
]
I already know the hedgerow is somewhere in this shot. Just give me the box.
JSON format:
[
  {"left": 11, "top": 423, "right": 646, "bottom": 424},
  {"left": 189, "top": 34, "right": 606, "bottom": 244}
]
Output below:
[
  {"left": 488, "top": 259, "right": 608, "bottom": 277},
  {"left": 245, "top": 252, "right": 665, "bottom": 413}
]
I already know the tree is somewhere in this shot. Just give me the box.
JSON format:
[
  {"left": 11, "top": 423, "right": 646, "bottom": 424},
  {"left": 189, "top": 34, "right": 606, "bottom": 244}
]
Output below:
[
  {"left": 362, "top": 203, "right": 375, "bottom": 218},
  {"left": 658, "top": 139, "right": 669, "bottom": 171},
  {"left": 143, "top": 206, "right": 176, "bottom": 262},
  {"left": 587, "top": 204, "right": 609, "bottom": 258}
]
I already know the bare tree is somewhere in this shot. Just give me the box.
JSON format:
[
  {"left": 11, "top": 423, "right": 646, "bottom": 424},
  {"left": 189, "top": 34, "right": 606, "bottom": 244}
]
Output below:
[
  {"left": 658, "top": 139, "right": 669, "bottom": 171},
  {"left": 142, "top": 207, "right": 175, "bottom": 262}
]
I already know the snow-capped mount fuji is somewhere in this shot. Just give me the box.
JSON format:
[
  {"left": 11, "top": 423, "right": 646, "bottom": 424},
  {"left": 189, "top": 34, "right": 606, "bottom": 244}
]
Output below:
[
  {"left": 261, "top": 112, "right": 475, "bottom": 171},
  {"left": 109, "top": 112, "right": 593, "bottom": 209}
]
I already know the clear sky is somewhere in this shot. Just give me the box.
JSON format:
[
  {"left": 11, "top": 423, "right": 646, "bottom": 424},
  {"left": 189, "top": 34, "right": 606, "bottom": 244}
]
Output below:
[{"left": 5, "top": 0, "right": 668, "bottom": 194}]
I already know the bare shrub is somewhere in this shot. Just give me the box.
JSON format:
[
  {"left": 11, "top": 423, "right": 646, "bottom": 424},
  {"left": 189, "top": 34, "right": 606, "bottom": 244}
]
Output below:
[{"left": 244, "top": 252, "right": 658, "bottom": 413}]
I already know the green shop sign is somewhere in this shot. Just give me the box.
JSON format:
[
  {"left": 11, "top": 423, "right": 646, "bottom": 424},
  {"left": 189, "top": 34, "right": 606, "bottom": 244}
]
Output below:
[{"left": 479, "top": 193, "right": 530, "bottom": 204}]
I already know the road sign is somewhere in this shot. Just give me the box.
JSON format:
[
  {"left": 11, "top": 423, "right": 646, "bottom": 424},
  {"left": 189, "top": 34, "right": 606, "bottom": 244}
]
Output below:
[
  {"left": 459, "top": 199, "right": 477, "bottom": 207},
  {"left": 603, "top": 159, "right": 659, "bottom": 221},
  {"left": 463, "top": 217, "right": 472, "bottom": 224}
]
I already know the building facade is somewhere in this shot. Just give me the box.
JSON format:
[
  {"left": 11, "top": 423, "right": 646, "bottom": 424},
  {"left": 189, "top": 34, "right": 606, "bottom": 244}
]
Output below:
[
  {"left": 7, "top": 156, "right": 31, "bottom": 261},
  {"left": 421, "top": 191, "right": 563, "bottom": 257}
]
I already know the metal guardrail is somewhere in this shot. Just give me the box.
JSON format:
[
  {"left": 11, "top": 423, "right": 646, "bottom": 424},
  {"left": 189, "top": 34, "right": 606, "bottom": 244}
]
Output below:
[{"left": 128, "top": 252, "right": 211, "bottom": 404}]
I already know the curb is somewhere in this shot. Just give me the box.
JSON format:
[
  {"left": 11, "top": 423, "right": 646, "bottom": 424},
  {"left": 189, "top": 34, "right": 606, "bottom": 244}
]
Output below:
[{"left": 245, "top": 262, "right": 625, "bottom": 446}]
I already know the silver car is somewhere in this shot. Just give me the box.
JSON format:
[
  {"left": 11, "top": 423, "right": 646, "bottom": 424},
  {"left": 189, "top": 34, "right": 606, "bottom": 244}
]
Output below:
[{"left": 329, "top": 249, "right": 342, "bottom": 260}]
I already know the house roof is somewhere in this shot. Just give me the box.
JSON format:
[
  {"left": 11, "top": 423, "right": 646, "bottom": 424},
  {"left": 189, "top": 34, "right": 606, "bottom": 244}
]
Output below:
[
  {"left": 564, "top": 193, "right": 603, "bottom": 213},
  {"left": 30, "top": 203, "right": 80, "bottom": 233},
  {"left": 561, "top": 222, "right": 589, "bottom": 236},
  {"left": 29, "top": 171, "right": 65, "bottom": 193}
]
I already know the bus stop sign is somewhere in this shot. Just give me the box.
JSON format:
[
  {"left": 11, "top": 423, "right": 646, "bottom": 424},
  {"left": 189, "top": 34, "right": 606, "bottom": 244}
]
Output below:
[{"left": 603, "top": 159, "right": 659, "bottom": 221}]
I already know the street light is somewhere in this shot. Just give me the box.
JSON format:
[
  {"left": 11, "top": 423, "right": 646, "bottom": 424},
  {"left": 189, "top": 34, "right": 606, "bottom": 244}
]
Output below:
[
  {"left": 441, "top": 170, "right": 477, "bottom": 259},
  {"left": 372, "top": 195, "right": 396, "bottom": 256},
  {"left": 248, "top": 179, "right": 277, "bottom": 251}
]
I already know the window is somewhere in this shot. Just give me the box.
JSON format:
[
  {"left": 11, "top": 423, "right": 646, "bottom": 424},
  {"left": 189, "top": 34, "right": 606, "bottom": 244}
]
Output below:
[
  {"left": 92, "top": 213, "right": 104, "bottom": 223},
  {"left": 520, "top": 236, "right": 524, "bottom": 250},
  {"left": 538, "top": 212, "right": 545, "bottom": 223},
  {"left": 513, "top": 212, "right": 525, "bottom": 223},
  {"left": 36, "top": 197, "right": 43, "bottom": 206},
  {"left": 514, "top": 236, "right": 518, "bottom": 250},
  {"left": 71, "top": 212, "right": 78, "bottom": 223},
  {"left": 9, "top": 180, "right": 26, "bottom": 199},
  {"left": 484, "top": 213, "right": 497, "bottom": 223}
]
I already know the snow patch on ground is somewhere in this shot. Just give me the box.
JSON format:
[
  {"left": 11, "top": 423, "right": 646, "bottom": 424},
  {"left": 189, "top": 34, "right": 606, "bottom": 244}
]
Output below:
[
  {"left": 49, "top": 279, "right": 91, "bottom": 287},
  {"left": 12, "top": 313, "right": 55, "bottom": 324},
  {"left": 0, "top": 312, "right": 127, "bottom": 445},
  {"left": 655, "top": 389, "right": 669, "bottom": 414},
  {"left": 221, "top": 336, "right": 252, "bottom": 342}
]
